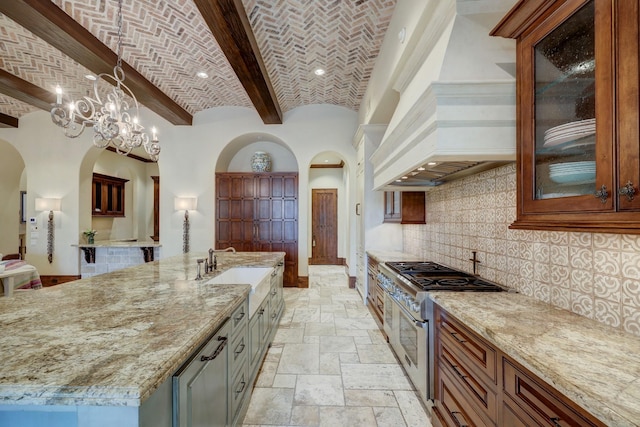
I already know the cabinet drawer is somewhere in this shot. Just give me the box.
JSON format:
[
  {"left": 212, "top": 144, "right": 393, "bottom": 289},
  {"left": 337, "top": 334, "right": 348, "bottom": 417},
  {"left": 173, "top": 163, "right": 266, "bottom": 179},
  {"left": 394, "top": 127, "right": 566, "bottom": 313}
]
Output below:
[
  {"left": 440, "top": 343, "right": 497, "bottom": 422},
  {"left": 503, "top": 359, "right": 603, "bottom": 427},
  {"left": 437, "top": 367, "right": 493, "bottom": 427},
  {"left": 230, "top": 365, "right": 248, "bottom": 421},
  {"left": 439, "top": 312, "right": 497, "bottom": 384},
  {"left": 230, "top": 331, "right": 248, "bottom": 377},
  {"left": 231, "top": 299, "right": 249, "bottom": 331}
]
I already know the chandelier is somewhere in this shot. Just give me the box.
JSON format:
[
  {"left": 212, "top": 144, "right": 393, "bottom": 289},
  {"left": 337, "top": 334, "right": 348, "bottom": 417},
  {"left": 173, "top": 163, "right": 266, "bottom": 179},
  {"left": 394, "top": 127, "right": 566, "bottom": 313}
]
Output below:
[{"left": 50, "top": 0, "right": 160, "bottom": 161}]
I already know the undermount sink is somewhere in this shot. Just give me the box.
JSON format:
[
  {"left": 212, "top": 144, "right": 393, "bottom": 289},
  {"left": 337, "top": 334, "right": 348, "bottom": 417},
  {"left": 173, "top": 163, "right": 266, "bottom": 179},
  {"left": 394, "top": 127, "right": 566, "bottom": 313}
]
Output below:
[{"left": 205, "top": 267, "right": 273, "bottom": 317}]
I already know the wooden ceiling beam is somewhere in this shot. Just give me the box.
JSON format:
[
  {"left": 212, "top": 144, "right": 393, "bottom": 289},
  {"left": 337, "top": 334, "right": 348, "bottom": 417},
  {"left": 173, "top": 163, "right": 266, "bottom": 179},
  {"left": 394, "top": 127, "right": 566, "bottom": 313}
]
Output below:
[
  {"left": 0, "top": 112, "right": 19, "bottom": 129},
  {"left": 0, "top": 0, "right": 192, "bottom": 126},
  {"left": 0, "top": 69, "right": 54, "bottom": 111},
  {"left": 195, "top": 0, "right": 282, "bottom": 124}
]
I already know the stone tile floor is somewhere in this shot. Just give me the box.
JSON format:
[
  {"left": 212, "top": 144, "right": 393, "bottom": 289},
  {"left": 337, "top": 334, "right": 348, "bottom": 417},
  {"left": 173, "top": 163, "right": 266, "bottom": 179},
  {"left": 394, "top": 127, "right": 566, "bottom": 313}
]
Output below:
[{"left": 241, "top": 265, "right": 432, "bottom": 427}]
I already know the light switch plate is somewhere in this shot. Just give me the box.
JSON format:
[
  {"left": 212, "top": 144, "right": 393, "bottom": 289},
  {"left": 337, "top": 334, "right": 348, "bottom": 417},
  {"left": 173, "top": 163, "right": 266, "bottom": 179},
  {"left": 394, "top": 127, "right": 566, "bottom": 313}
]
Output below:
[{"left": 29, "top": 217, "right": 37, "bottom": 224}]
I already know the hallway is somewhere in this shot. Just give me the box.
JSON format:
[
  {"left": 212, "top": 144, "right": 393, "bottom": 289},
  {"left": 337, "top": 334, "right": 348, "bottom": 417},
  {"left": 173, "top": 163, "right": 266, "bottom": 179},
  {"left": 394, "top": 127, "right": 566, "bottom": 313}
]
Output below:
[{"left": 241, "top": 265, "right": 431, "bottom": 426}]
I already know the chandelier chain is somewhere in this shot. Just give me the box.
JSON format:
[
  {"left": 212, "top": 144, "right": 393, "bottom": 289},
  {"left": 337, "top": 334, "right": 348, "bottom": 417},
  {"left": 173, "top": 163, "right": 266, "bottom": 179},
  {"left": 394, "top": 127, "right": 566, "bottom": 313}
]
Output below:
[{"left": 116, "top": 0, "right": 123, "bottom": 71}]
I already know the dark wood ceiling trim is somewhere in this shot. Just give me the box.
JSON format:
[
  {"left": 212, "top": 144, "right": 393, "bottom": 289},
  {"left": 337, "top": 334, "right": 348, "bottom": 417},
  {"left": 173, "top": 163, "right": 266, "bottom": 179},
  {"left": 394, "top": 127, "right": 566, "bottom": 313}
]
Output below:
[
  {"left": 0, "top": 69, "right": 55, "bottom": 112},
  {"left": 194, "top": 0, "right": 282, "bottom": 124},
  {"left": 0, "top": 0, "right": 192, "bottom": 126},
  {"left": 310, "top": 161, "right": 345, "bottom": 169},
  {"left": 0, "top": 112, "right": 19, "bottom": 128},
  {"left": 105, "top": 146, "right": 155, "bottom": 163}
]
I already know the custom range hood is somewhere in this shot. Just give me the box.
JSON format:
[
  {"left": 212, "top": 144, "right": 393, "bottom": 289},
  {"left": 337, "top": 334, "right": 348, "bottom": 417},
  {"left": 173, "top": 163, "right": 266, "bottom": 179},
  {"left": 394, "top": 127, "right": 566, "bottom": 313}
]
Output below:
[{"left": 370, "top": 0, "right": 518, "bottom": 190}]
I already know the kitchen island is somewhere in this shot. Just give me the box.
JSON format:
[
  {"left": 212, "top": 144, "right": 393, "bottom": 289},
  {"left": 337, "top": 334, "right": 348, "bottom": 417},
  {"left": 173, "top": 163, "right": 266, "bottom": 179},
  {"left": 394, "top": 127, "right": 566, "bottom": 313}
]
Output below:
[
  {"left": 0, "top": 251, "right": 284, "bottom": 427},
  {"left": 430, "top": 292, "right": 640, "bottom": 427}
]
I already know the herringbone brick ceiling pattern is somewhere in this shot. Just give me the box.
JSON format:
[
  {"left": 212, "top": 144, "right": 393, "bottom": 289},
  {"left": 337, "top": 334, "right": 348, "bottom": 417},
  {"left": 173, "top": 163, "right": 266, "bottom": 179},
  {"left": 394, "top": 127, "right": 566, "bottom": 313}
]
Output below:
[{"left": 0, "top": 0, "right": 396, "bottom": 119}]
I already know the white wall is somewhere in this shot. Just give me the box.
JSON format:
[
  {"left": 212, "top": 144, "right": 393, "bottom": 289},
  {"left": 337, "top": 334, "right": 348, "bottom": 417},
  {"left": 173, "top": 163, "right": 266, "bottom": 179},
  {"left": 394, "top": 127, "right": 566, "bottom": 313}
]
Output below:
[{"left": 0, "top": 105, "right": 358, "bottom": 280}]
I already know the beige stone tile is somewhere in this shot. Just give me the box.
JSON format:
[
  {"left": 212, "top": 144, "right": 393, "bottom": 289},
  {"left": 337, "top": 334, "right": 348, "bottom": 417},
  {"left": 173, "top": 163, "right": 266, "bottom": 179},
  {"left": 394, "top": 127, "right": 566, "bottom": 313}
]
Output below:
[
  {"left": 353, "top": 335, "right": 373, "bottom": 345},
  {"left": 274, "top": 327, "right": 305, "bottom": 344},
  {"left": 272, "top": 374, "right": 297, "bottom": 388},
  {"left": 294, "top": 374, "right": 344, "bottom": 406},
  {"left": 394, "top": 390, "right": 432, "bottom": 427},
  {"left": 242, "top": 387, "right": 294, "bottom": 425},
  {"left": 339, "top": 352, "right": 360, "bottom": 363},
  {"left": 278, "top": 343, "right": 320, "bottom": 374},
  {"left": 255, "top": 361, "right": 278, "bottom": 387},
  {"left": 344, "top": 389, "right": 398, "bottom": 407},
  {"left": 320, "top": 336, "right": 356, "bottom": 353},
  {"left": 319, "top": 352, "right": 341, "bottom": 375},
  {"left": 303, "top": 335, "right": 320, "bottom": 344},
  {"left": 292, "top": 307, "right": 321, "bottom": 323},
  {"left": 318, "top": 406, "right": 376, "bottom": 427},
  {"left": 335, "top": 328, "right": 370, "bottom": 337},
  {"left": 356, "top": 344, "right": 397, "bottom": 364},
  {"left": 290, "top": 405, "right": 319, "bottom": 426},
  {"left": 373, "top": 406, "right": 408, "bottom": 427},
  {"left": 304, "top": 322, "right": 336, "bottom": 337},
  {"left": 342, "top": 364, "right": 413, "bottom": 390}
]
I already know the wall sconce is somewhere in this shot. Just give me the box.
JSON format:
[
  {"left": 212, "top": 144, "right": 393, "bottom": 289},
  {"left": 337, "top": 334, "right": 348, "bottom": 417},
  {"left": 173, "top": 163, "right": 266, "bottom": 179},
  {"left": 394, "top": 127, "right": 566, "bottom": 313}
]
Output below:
[
  {"left": 175, "top": 197, "right": 197, "bottom": 253},
  {"left": 35, "top": 198, "right": 61, "bottom": 264}
]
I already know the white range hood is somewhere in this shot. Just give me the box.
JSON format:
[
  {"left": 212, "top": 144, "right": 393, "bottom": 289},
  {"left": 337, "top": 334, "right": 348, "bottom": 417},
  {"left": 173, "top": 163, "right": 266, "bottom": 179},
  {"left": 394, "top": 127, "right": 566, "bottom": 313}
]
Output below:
[{"left": 370, "top": 0, "right": 518, "bottom": 190}]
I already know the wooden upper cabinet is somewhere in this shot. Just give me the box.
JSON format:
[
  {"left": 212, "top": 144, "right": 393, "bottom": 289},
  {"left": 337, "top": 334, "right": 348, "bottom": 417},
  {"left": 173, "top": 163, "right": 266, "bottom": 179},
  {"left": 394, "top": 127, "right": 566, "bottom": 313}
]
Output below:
[
  {"left": 384, "top": 191, "right": 426, "bottom": 224},
  {"left": 92, "top": 173, "right": 128, "bottom": 217},
  {"left": 492, "top": 0, "right": 640, "bottom": 233}
]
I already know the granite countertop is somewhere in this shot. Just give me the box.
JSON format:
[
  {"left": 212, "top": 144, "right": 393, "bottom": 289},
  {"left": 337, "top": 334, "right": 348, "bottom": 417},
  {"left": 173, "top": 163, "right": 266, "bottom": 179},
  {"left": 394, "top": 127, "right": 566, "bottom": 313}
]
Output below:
[
  {"left": 73, "top": 240, "right": 162, "bottom": 248},
  {"left": 0, "top": 251, "right": 284, "bottom": 407},
  {"left": 430, "top": 292, "right": 640, "bottom": 427},
  {"left": 366, "top": 250, "right": 423, "bottom": 263}
]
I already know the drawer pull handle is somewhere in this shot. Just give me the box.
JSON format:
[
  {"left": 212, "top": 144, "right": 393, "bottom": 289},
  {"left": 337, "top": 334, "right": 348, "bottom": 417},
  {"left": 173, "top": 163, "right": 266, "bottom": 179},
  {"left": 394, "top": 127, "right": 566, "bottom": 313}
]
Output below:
[
  {"left": 451, "top": 365, "right": 467, "bottom": 379},
  {"left": 450, "top": 411, "right": 469, "bottom": 427},
  {"left": 200, "top": 336, "right": 228, "bottom": 361},
  {"left": 234, "top": 311, "right": 245, "bottom": 323},
  {"left": 235, "top": 380, "right": 246, "bottom": 396},
  {"left": 550, "top": 417, "right": 562, "bottom": 427},
  {"left": 234, "top": 342, "right": 245, "bottom": 356},
  {"left": 450, "top": 332, "right": 466, "bottom": 344}
]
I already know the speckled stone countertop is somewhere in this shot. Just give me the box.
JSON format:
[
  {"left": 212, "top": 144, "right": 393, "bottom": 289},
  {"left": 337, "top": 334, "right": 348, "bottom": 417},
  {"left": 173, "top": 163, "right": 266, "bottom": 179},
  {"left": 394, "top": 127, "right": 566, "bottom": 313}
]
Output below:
[
  {"left": 430, "top": 292, "right": 640, "bottom": 427},
  {"left": 73, "top": 240, "right": 162, "bottom": 248},
  {"left": 366, "top": 250, "right": 422, "bottom": 263},
  {"left": 0, "top": 251, "right": 284, "bottom": 407}
]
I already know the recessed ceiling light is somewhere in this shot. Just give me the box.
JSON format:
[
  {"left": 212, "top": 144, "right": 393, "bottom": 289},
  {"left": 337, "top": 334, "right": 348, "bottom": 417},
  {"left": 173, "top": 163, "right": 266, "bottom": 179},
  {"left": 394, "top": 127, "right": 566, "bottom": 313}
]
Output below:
[
  {"left": 395, "top": 179, "right": 402, "bottom": 182},
  {"left": 196, "top": 71, "right": 209, "bottom": 79},
  {"left": 427, "top": 162, "right": 437, "bottom": 166},
  {"left": 324, "top": 159, "right": 329, "bottom": 163},
  {"left": 402, "top": 176, "right": 408, "bottom": 179},
  {"left": 314, "top": 68, "right": 326, "bottom": 76},
  {"left": 417, "top": 167, "right": 426, "bottom": 171},
  {"left": 85, "top": 74, "right": 97, "bottom": 81}
]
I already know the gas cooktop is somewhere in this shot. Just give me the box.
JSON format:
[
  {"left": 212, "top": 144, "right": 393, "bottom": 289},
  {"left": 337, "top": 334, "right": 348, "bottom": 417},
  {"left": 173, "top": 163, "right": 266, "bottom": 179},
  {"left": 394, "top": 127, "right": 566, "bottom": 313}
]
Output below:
[{"left": 385, "top": 261, "right": 504, "bottom": 292}]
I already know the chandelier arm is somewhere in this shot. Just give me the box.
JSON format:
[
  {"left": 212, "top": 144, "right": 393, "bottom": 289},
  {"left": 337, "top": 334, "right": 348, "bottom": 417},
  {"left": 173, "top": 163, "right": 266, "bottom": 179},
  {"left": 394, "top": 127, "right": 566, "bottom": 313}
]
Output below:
[{"left": 50, "top": 0, "right": 159, "bottom": 161}]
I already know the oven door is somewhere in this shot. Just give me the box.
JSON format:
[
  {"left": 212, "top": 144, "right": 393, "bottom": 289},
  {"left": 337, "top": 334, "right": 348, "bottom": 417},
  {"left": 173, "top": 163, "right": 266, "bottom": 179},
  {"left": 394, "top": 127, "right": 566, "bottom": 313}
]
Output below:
[{"left": 391, "top": 297, "right": 428, "bottom": 403}]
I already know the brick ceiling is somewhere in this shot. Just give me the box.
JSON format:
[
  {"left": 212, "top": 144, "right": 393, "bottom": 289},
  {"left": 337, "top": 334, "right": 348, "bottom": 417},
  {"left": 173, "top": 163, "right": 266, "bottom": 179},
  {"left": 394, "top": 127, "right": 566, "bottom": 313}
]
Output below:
[{"left": 0, "top": 0, "right": 396, "bottom": 121}]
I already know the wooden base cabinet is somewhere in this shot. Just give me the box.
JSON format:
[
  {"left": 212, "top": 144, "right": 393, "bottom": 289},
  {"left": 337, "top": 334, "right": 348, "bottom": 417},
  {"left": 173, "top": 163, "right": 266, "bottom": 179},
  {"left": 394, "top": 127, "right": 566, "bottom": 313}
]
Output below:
[{"left": 432, "top": 305, "right": 606, "bottom": 427}]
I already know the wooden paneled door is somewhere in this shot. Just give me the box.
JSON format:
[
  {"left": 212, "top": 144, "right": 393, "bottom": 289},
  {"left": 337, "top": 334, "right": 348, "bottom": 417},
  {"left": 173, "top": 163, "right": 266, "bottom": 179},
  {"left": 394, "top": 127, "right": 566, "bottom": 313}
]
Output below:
[
  {"left": 310, "top": 188, "right": 338, "bottom": 265},
  {"left": 216, "top": 172, "right": 299, "bottom": 287}
]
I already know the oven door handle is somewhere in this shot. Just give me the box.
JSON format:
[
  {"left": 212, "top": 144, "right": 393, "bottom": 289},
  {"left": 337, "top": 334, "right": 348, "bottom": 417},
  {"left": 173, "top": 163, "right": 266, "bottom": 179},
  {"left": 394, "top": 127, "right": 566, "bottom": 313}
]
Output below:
[{"left": 394, "top": 297, "right": 427, "bottom": 328}]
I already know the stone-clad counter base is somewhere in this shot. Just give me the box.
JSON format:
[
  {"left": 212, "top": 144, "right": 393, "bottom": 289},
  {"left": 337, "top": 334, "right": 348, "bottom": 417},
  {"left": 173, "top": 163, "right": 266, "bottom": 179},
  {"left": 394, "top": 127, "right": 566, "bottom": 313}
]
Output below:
[
  {"left": 430, "top": 292, "right": 640, "bottom": 427},
  {"left": 0, "top": 251, "right": 284, "bottom": 409}
]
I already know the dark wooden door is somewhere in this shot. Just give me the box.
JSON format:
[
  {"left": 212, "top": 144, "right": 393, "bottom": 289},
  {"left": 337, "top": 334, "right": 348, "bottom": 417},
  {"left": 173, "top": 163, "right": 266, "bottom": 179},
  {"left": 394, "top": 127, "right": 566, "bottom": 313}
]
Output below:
[
  {"left": 310, "top": 188, "right": 338, "bottom": 265},
  {"left": 216, "top": 172, "right": 299, "bottom": 287}
]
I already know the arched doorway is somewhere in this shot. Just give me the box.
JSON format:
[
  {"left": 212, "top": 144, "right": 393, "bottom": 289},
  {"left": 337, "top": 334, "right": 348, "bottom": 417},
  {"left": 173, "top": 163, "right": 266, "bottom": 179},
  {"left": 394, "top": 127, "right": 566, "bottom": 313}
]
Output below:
[{"left": 0, "top": 140, "right": 26, "bottom": 259}]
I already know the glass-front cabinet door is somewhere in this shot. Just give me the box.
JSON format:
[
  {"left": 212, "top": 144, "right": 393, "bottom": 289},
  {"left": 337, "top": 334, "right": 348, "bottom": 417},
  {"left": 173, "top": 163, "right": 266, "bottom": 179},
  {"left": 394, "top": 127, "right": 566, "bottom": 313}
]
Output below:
[
  {"left": 522, "top": 0, "right": 614, "bottom": 213},
  {"left": 493, "top": 0, "right": 640, "bottom": 233}
]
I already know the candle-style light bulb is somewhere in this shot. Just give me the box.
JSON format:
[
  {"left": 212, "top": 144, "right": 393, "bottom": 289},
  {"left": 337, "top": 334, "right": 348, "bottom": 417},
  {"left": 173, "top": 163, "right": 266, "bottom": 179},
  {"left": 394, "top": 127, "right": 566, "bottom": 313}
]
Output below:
[
  {"left": 152, "top": 127, "right": 157, "bottom": 141},
  {"left": 55, "top": 86, "right": 62, "bottom": 104}
]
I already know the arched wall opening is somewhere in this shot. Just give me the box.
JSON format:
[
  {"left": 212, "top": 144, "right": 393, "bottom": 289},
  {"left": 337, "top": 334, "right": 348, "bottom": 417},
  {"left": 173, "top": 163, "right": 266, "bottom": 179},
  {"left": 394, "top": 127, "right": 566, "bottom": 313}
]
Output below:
[{"left": 0, "top": 139, "right": 26, "bottom": 258}]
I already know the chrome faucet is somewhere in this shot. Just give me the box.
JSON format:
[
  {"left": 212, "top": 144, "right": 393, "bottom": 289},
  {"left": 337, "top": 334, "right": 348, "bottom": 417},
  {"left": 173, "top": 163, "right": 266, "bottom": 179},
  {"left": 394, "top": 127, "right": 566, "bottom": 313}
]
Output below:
[
  {"left": 213, "top": 247, "right": 236, "bottom": 253},
  {"left": 195, "top": 258, "right": 205, "bottom": 280},
  {"left": 207, "top": 248, "right": 215, "bottom": 273}
]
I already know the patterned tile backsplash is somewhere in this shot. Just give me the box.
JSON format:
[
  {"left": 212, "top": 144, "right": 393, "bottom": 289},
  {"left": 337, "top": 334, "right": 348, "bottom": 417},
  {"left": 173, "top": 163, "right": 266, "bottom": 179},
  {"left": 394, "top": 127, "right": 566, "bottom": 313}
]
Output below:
[{"left": 402, "top": 163, "right": 640, "bottom": 337}]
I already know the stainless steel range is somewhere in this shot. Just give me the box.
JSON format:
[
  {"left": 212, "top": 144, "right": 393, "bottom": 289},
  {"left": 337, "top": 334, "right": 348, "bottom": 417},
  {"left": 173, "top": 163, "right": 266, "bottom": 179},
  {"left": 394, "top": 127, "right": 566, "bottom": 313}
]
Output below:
[{"left": 377, "top": 261, "right": 504, "bottom": 405}]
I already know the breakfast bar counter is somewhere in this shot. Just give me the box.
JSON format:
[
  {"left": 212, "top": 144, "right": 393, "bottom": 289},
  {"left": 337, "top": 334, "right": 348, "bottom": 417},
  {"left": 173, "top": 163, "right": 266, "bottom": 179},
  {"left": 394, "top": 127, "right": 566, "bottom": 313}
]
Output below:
[
  {"left": 0, "top": 252, "right": 284, "bottom": 425},
  {"left": 430, "top": 292, "right": 640, "bottom": 427}
]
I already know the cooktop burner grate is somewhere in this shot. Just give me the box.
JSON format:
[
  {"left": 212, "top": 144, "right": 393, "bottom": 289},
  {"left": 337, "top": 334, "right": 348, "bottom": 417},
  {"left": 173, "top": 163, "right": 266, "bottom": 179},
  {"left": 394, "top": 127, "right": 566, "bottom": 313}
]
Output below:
[{"left": 385, "top": 261, "right": 504, "bottom": 292}]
